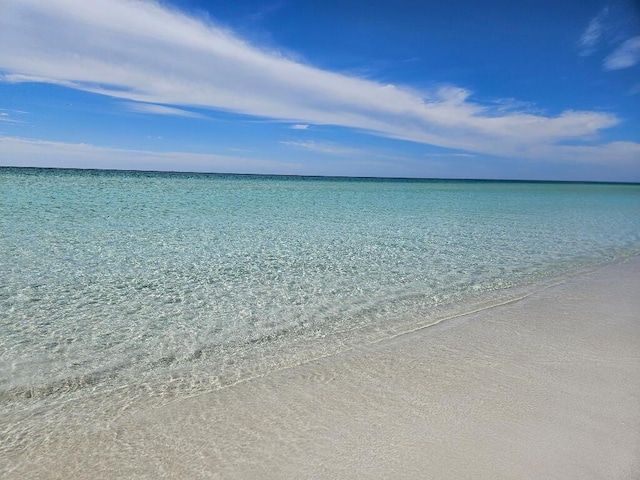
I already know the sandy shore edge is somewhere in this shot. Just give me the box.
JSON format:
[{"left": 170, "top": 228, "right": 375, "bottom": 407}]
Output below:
[{"left": 4, "top": 257, "right": 640, "bottom": 479}]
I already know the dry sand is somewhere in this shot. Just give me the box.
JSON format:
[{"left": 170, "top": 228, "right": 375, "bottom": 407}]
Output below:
[{"left": 4, "top": 257, "right": 640, "bottom": 479}]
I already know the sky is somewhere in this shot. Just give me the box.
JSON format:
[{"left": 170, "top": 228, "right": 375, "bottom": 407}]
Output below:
[{"left": 1, "top": 0, "right": 639, "bottom": 181}]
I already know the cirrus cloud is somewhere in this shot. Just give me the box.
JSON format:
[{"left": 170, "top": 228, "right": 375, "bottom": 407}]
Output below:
[
  {"left": 604, "top": 36, "right": 640, "bottom": 70},
  {"left": 0, "top": 136, "right": 300, "bottom": 174},
  {"left": 124, "top": 102, "right": 206, "bottom": 118},
  {"left": 0, "top": 0, "right": 637, "bottom": 166}
]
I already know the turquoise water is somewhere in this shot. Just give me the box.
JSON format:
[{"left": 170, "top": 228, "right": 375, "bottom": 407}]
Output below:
[{"left": 2, "top": 168, "right": 640, "bottom": 415}]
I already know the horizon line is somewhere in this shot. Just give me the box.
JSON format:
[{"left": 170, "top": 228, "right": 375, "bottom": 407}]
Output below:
[{"left": 2, "top": 165, "right": 639, "bottom": 186}]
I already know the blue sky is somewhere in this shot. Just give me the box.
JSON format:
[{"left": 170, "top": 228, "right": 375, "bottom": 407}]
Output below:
[{"left": 1, "top": 0, "right": 639, "bottom": 181}]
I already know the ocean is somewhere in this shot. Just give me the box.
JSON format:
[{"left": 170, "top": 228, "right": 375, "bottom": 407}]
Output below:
[{"left": 1, "top": 167, "right": 640, "bottom": 451}]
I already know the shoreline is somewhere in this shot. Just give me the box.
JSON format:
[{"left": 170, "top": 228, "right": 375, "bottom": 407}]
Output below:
[{"left": 3, "top": 256, "right": 640, "bottom": 478}]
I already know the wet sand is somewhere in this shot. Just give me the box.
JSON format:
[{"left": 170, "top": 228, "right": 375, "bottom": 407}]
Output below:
[{"left": 4, "top": 257, "right": 640, "bottom": 479}]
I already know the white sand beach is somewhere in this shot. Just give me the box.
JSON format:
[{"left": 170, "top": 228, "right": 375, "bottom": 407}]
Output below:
[{"left": 4, "top": 257, "right": 640, "bottom": 479}]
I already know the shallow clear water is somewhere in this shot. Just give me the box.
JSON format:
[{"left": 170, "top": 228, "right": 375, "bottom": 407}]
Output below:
[{"left": 1, "top": 168, "right": 640, "bottom": 414}]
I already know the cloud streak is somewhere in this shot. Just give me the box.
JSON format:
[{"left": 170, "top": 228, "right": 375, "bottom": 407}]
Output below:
[
  {"left": 0, "top": 0, "right": 638, "bottom": 165},
  {"left": 0, "top": 109, "right": 28, "bottom": 124},
  {"left": 125, "top": 102, "right": 206, "bottom": 118},
  {"left": 604, "top": 36, "right": 640, "bottom": 70},
  {"left": 0, "top": 136, "right": 299, "bottom": 174},
  {"left": 579, "top": 8, "right": 608, "bottom": 56},
  {"left": 281, "top": 140, "right": 363, "bottom": 156}
]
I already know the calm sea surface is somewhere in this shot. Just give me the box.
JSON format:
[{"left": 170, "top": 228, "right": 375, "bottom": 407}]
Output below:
[{"left": 2, "top": 167, "right": 640, "bottom": 426}]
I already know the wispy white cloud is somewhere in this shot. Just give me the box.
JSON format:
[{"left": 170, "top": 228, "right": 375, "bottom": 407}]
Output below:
[
  {"left": 280, "top": 140, "right": 362, "bottom": 156},
  {"left": 579, "top": 8, "right": 608, "bottom": 56},
  {"left": 246, "top": 1, "right": 287, "bottom": 24},
  {"left": 0, "top": 136, "right": 301, "bottom": 174},
  {"left": 528, "top": 141, "right": 640, "bottom": 166},
  {"left": 0, "top": 109, "right": 28, "bottom": 124},
  {"left": 0, "top": 135, "right": 427, "bottom": 178},
  {"left": 290, "top": 124, "right": 309, "bottom": 130},
  {"left": 604, "top": 36, "right": 640, "bottom": 70},
  {"left": 280, "top": 139, "right": 429, "bottom": 174},
  {"left": 0, "top": 0, "right": 637, "bottom": 166},
  {"left": 424, "top": 152, "right": 476, "bottom": 158},
  {"left": 125, "top": 102, "right": 205, "bottom": 118},
  {"left": 579, "top": 7, "right": 640, "bottom": 72}
]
